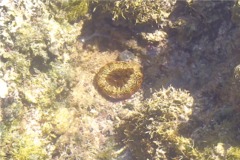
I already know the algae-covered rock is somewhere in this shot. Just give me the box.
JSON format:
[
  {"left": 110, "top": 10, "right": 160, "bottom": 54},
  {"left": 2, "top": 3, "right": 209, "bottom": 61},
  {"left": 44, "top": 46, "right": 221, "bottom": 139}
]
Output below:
[
  {"left": 1, "top": 122, "right": 49, "bottom": 159},
  {"left": 231, "top": 0, "right": 240, "bottom": 25},
  {"left": 94, "top": 0, "right": 176, "bottom": 28},
  {"left": 0, "top": 1, "right": 80, "bottom": 159},
  {"left": 65, "top": 0, "right": 89, "bottom": 23},
  {"left": 50, "top": 0, "right": 89, "bottom": 23},
  {"left": 116, "top": 87, "right": 199, "bottom": 159},
  {"left": 52, "top": 107, "right": 73, "bottom": 134},
  {"left": 11, "top": 133, "right": 48, "bottom": 160}
]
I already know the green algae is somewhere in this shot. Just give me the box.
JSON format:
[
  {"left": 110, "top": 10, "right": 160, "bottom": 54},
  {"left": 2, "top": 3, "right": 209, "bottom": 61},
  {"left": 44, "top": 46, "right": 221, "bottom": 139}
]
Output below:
[
  {"left": 93, "top": 0, "right": 176, "bottom": 28},
  {"left": 50, "top": 0, "right": 90, "bottom": 23},
  {"left": 115, "top": 87, "right": 200, "bottom": 159}
]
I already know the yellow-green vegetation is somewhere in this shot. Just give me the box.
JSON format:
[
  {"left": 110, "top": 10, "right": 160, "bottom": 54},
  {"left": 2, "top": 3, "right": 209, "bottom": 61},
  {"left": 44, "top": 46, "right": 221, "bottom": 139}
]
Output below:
[
  {"left": 50, "top": 0, "right": 90, "bottom": 23},
  {"left": 0, "top": 1, "right": 80, "bottom": 159},
  {"left": 0, "top": 0, "right": 78, "bottom": 102},
  {"left": 116, "top": 87, "right": 200, "bottom": 159},
  {"left": 231, "top": 0, "right": 240, "bottom": 24},
  {"left": 1, "top": 121, "right": 48, "bottom": 159},
  {"left": 115, "top": 87, "right": 240, "bottom": 159},
  {"left": 65, "top": 0, "right": 89, "bottom": 23},
  {"left": 227, "top": 147, "right": 240, "bottom": 159},
  {"left": 1, "top": 51, "right": 31, "bottom": 83},
  {"left": 94, "top": 0, "right": 176, "bottom": 27},
  {"left": 41, "top": 105, "right": 74, "bottom": 139},
  {"left": 12, "top": 134, "right": 47, "bottom": 160},
  {"left": 51, "top": 107, "right": 73, "bottom": 134}
]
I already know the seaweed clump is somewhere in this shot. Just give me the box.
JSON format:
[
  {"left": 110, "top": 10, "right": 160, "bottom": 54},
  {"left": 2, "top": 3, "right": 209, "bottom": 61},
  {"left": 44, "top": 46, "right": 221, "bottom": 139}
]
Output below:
[
  {"left": 94, "top": 0, "right": 176, "bottom": 28},
  {"left": 116, "top": 87, "right": 200, "bottom": 159},
  {"left": 4, "top": 132, "right": 47, "bottom": 160},
  {"left": 49, "top": 0, "right": 90, "bottom": 23}
]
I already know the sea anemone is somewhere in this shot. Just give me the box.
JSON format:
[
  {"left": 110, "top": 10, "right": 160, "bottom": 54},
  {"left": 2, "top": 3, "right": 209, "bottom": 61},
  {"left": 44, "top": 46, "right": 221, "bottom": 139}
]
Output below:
[{"left": 95, "top": 61, "right": 143, "bottom": 100}]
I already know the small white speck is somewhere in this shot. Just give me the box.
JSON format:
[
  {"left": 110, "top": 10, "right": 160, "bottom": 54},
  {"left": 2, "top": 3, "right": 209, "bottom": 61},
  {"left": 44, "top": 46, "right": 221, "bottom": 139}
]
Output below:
[{"left": 80, "top": 38, "right": 85, "bottom": 43}]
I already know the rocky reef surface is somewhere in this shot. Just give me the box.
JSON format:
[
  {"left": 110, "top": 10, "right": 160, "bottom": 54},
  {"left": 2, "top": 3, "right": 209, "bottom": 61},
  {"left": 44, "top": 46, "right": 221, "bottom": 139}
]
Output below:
[{"left": 1, "top": 0, "right": 240, "bottom": 159}]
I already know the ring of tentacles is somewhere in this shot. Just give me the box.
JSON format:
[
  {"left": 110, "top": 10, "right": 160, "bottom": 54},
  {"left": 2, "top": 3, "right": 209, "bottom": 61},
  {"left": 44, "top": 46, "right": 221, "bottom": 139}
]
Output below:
[{"left": 95, "top": 61, "right": 143, "bottom": 100}]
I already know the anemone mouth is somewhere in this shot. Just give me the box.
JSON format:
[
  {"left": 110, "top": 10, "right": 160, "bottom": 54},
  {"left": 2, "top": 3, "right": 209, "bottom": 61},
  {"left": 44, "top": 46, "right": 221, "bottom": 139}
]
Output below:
[
  {"left": 106, "top": 68, "right": 134, "bottom": 87},
  {"left": 95, "top": 61, "right": 143, "bottom": 100}
]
